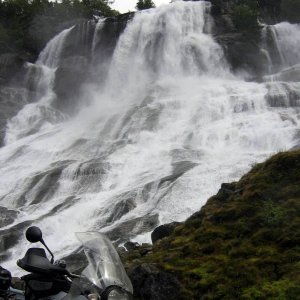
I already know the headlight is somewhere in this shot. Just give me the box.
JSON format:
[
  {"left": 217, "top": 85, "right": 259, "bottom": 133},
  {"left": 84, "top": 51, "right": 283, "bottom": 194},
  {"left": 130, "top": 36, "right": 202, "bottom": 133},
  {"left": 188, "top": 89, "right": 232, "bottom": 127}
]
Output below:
[
  {"left": 102, "top": 286, "right": 132, "bottom": 300},
  {"left": 88, "top": 293, "right": 100, "bottom": 300}
]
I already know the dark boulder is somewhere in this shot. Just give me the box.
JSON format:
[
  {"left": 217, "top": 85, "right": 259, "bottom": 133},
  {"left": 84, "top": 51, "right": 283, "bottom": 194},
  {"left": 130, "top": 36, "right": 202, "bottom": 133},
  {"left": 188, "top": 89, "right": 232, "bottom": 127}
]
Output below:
[
  {"left": 151, "top": 222, "right": 181, "bottom": 244},
  {"left": 124, "top": 241, "right": 140, "bottom": 251},
  {"left": 129, "top": 263, "right": 181, "bottom": 300},
  {"left": 214, "top": 182, "right": 243, "bottom": 202}
]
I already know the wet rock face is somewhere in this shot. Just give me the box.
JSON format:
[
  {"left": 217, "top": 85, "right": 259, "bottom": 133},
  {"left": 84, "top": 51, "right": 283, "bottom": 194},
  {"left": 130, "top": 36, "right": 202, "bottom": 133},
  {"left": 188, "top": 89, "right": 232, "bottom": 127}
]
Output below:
[
  {"left": 128, "top": 264, "right": 181, "bottom": 300},
  {"left": 0, "top": 54, "right": 26, "bottom": 85},
  {"left": 0, "top": 13, "right": 133, "bottom": 146},
  {"left": 0, "top": 207, "right": 19, "bottom": 227},
  {"left": 0, "top": 87, "right": 29, "bottom": 146},
  {"left": 221, "top": 35, "right": 267, "bottom": 77},
  {"left": 106, "top": 214, "right": 159, "bottom": 244},
  {"left": 0, "top": 221, "right": 32, "bottom": 261},
  {"left": 211, "top": 10, "right": 266, "bottom": 78},
  {"left": 5, "top": 163, "right": 69, "bottom": 208},
  {"left": 28, "top": 16, "right": 87, "bottom": 57},
  {"left": 0, "top": 54, "right": 31, "bottom": 146},
  {"left": 53, "top": 63, "right": 88, "bottom": 113},
  {"left": 53, "top": 14, "right": 133, "bottom": 114}
]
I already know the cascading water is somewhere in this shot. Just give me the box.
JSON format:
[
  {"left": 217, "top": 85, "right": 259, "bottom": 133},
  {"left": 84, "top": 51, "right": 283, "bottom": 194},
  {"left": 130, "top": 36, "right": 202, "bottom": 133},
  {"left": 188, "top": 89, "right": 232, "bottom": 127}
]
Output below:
[
  {"left": 1, "top": 1, "right": 299, "bottom": 274},
  {"left": 261, "top": 21, "right": 300, "bottom": 115},
  {"left": 5, "top": 27, "right": 74, "bottom": 144},
  {"left": 262, "top": 22, "right": 300, "bottom": 74}
]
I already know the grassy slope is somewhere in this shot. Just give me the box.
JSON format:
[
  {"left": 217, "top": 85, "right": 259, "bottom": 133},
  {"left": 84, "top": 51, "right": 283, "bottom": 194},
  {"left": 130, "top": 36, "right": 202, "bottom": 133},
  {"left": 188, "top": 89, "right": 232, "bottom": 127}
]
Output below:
[{"left": 125, "top": 150, "right": 300, "bottom": 299}]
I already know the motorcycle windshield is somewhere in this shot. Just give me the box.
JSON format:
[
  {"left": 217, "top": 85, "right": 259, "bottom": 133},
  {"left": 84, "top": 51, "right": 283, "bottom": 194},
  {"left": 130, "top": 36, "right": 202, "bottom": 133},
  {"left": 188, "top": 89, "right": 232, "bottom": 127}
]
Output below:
[{"left": 76, "top": 232, "right": 133, "bottom": 294}]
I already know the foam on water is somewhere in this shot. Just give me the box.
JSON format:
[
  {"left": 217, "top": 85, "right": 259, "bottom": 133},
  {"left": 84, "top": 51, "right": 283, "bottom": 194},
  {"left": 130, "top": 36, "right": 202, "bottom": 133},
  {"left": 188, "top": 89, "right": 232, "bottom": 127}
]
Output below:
[{"left": 1, "top": 1, "right": 300, "bottom": 274}]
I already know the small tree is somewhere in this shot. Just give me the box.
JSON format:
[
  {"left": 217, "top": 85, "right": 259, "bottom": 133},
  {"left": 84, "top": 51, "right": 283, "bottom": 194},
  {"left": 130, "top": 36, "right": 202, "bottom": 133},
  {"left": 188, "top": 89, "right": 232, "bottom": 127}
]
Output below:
[{"left": 136, "top": 0, "right": 155, "bottom": 11}]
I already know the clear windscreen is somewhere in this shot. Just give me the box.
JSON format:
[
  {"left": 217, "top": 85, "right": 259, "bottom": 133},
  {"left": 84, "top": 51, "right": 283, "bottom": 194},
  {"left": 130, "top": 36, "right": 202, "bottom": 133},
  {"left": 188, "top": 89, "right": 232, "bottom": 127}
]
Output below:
[{"left": 76, "top": 232, "right": 132, "bottom": 293}]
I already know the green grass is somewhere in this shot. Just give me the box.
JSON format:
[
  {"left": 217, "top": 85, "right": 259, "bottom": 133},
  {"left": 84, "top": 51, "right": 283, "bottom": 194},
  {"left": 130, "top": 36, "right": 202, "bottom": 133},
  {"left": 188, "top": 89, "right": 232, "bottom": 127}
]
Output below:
[{"left": 124, "top": 150, "right": 300, "bottom": 299}]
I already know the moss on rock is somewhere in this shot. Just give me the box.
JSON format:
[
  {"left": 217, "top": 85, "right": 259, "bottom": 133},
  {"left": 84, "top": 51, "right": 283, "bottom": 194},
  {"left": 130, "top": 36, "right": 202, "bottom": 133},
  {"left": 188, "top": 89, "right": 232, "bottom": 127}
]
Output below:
[{"left": 123, "top": 150, "right": 300, "bottom": 299}]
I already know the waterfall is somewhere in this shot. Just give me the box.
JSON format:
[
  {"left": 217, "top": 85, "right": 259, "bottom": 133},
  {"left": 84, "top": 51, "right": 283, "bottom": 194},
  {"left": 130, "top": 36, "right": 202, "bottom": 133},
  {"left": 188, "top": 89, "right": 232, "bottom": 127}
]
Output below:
[
  {"left": 37, "top": 26, "right": 74, "bottom": 68},
  {"left": 92, "top": 18, "right": 106, "bottom": 57},
  {"left": 262, "top": 22, "right": 300, "bottom": 73},
  {"left": 1, "top": 1, "right": 299, "bottom": 273},
  {"left": 104, "top": 2, "right": 230, "bottom": 103},
  {"left": 271, "top": 22, "right": 300, "bottom": 68},
  {"left": 4, "top": 27, "right": 74, "bottom": 145}
]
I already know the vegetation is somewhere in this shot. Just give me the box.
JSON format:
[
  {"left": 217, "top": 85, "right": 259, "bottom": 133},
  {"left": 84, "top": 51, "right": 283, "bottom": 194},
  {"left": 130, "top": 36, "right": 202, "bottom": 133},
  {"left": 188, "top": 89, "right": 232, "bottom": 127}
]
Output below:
[
  {"left": 136, "top": 0, "right": 155, "bottom": 11},
  {"left": 232, "top": 3, "right": 259, "bottom": 31},
  {"left": 0, "top": 0, "right": 118, "bottom": 58},
  {"left": 123, "top": 150, "right": 300, "bottom": 299},
  {"left": 210, "top": 0, "right": 300, "bottom": 30}
]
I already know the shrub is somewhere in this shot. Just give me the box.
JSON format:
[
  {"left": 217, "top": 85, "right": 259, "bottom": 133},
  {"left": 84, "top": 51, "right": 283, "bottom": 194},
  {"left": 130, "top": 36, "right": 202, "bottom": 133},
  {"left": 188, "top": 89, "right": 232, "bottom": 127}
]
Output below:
[
  {"left": 232, "top": 3, "right": 259, "bottom": 31},
  {"left": 136, "top": 0, "right": 155, "bottom": 11}
]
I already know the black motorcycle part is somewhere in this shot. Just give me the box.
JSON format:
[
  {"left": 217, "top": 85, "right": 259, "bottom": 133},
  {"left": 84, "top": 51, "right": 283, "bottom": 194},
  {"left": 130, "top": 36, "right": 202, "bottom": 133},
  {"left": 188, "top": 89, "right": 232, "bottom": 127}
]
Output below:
[
  {"left": 21, "top": 273, "right": 71, "bottom": 300},
  {"left": 0, "top": 267, "right": 11, "bottom": 295},
  {"left": 100, "top": 285, "right": 132, "bottom": 300},
  {"left": 25, "top": 226, "right": 54, "bottom": 263},
  {"left": 17, "top": 248, "right": 69, "bottom": 276},
  {"left": 26, "top": 227, "right": 42, "bottom": 243}
]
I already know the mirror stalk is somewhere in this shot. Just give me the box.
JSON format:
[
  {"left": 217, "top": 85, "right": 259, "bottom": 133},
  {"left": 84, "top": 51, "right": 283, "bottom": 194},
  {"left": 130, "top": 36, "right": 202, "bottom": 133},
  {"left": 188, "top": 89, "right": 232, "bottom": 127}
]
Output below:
[{"left": 41, "top": 239, "right": 54, "bottom": 263}]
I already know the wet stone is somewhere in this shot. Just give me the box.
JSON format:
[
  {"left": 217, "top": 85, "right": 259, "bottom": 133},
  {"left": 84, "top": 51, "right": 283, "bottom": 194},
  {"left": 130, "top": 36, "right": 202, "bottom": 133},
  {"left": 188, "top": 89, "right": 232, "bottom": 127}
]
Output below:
[
  {"left": 151, "top": 222, "right": 182, "bottom": 244},
  {"left": 0, "top": 207, "right": 19, "bottom": 227}
]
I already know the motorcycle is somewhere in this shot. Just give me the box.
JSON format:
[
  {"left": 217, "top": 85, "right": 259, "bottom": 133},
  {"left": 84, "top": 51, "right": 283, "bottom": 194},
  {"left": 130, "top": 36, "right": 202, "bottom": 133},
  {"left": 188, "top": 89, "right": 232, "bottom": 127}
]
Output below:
[{"left": 1, "top": 226, "right": 133, "bottom": 300}]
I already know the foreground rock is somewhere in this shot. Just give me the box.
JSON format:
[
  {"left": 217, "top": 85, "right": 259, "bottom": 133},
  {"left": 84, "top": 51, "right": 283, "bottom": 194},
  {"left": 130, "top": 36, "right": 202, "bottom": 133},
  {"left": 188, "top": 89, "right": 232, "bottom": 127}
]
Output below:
[
  {"left": 129, "top": 264, "right": 181, "bottom": 300},
  {"left": 151, "top": 222, "right": 182, "bottom": 244}
]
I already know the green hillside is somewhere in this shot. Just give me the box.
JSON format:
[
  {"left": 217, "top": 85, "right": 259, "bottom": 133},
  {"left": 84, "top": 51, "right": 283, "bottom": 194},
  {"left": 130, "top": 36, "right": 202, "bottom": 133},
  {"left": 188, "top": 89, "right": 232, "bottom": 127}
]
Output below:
[{"left": 124, "top": 150, "right": 300, "bottom": 299}]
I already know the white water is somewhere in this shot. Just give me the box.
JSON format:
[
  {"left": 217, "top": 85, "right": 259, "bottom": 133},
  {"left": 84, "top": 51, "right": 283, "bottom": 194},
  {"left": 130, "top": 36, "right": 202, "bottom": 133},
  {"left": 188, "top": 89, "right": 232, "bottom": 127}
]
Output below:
[
  {"left": 92, "top": 18, "right": 106, "bottom": 57},
  {"left": 1, "top": 2, "right": 300, "bottom": 273},
  {"left": 272, "top": 22, "right": 300, "bottom": 68},
  {"left": 262, "top": 22, "right": 300, "bottom": 72},
  {"left": 4, "top": 27, "right": 74, "bottom": 144}
]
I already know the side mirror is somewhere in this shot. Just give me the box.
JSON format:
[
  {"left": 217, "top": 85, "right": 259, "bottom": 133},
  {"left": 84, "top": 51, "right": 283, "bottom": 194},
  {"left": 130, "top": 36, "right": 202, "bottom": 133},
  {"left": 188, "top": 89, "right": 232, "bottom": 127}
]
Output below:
[
  {"left": 26, "top": 226, "right": 43, "bottom": 243},
  {"left": 25, "top": 226, "right": 55, "bottom": 263}
]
